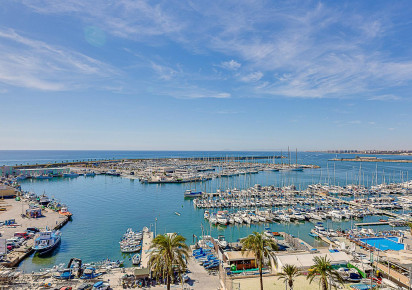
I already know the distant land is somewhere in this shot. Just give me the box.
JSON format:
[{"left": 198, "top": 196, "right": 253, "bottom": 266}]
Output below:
[{"left": 310, "top": 150, "right": 412, "bottom": 156}]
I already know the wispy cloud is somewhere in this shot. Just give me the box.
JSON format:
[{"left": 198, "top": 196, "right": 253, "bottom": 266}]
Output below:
[
  {"left": 21, "top": 0, "right": 185, "bottom": 40},
  {"left": 0, "top": 28, "right": 116, "bottom": 91},
  {"left": 16, "top": 0, "right": 412, "bottom": 100},
  {"left": 220, "top": 60, "right": 241, "bottom": 70},
  {"left": 240, "top": 71, "right": 263, "bottom": 82},
  {"left": 368, "top": 94, "right": 401, "bottom": 101},
  {"left": 151, "top": 62, "right": 178, "bottom": 80}
]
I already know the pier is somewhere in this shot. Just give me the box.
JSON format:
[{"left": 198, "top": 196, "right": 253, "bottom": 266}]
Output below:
[
  {"left": 139, "top": 229, "right": 154, "bottom": 269},
  {"left": 354, "top": 221, "right": 389, "bottom": 226}
]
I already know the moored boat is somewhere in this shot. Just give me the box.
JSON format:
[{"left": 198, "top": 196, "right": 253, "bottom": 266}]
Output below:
[
  {"left": 33, "top": 230, "right": 62, "bottom": 255},
  {"left": 58, "top": 207, "right": 73, "bottom": 217},
  {"left": 132, "top": 253, "right": 141, "bottom": 265}
]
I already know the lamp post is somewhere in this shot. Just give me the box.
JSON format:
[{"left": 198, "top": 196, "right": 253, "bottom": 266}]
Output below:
[{"left": 155, "top": 217, "right": 157, "bottom": 237}]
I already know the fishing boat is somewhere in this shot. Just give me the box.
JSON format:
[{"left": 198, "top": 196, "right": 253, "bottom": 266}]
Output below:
[
  {"left": 53, "top": 269, "right": 75, "bottom": 280},
  {"left": 38, "top": 195, "right": 51, "bottom": 206},
  {"left": 58, "top": 207, "right": 73, "bottom": 217},
  {"left": 80, "top": 267, "right": 103, "bottom": 279},
  {"left": 33, "top": 230, "right": 61, "bottom": 255},
  {"left": 132, "top": 253, "right": 141, "bottom": 265}
]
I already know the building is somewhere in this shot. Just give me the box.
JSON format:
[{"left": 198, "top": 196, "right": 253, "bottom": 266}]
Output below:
[
  {"left": 275, "top": 251, "right": 351, "bottom": 272},
  {"left": 224, "top": 251, "right": 256, "bottom": 271},
  {"left": 0, "top": 185, "right": 17, "bottom": 198},
  {"left": 15, "top": 167, "right": 69, "bottom": 177},
  {"left": 0, "top": 166, "right": 13, "bottom": 177}
]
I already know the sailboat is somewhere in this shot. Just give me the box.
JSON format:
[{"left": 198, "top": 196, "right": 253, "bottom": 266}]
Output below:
[{"left": 291, "top": 148, "right": 304, "bottom": 171}]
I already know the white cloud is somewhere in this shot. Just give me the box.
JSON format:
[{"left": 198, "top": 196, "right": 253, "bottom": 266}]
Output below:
[
  {"left": 0, "top": 29, "right": 116, "bottom": 91},
  {"left": 368, "top": 94, "right": 401, "bottom": 101},
  {"left": 16, "top": 0, "right": 412, "bottom": 100},
  {"left": 151, "top": 62, "right": 178, "bottom": 80},
  {"left": 240, "top": 71, "right": 263, "bottom": 82},
  {"left": 220, "top": 60, "right": 241, "bottom": 70},
  {"left": 21, "top": 0, "right": 184, "bottom": 40}
]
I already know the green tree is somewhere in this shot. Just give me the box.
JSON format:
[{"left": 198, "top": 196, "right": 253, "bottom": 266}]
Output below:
[
  {"left": 407, "top": 222, "right": 412, "bottom": 234},
  {"left": 241, "top": 232, "right": 278, "bottom": 290},
  {"left": 278, "top": 264, "right": 299, "bottom": 290},
  {"left": 149, "top": 233, "right": 190, "bottom": 290},
  {"left": 306, "top": 256, "right": 343, "bottom": 290}
]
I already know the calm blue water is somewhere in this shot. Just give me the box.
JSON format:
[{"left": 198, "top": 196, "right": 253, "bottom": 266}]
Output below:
[{"left": 1, "top": 151, "right": 410, "bottom": 272}]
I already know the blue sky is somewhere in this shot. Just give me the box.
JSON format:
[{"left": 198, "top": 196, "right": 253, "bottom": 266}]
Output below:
[{"left": 0, "top": 0, "right": 411, "bottom": 150}]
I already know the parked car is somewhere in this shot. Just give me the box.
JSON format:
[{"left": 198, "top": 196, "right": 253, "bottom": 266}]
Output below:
[
  {"left": 77, "top": 284, "right": 92, "bottom": 290},
  {"left": 26, "top": 227, "right": 40, "bottom": 233},
  {"left": 14, "top": 232, "right": 29, "bottom": 239}
]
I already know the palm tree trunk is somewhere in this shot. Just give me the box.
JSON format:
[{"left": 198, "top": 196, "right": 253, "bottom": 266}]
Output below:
[
  {"left": 167, "top": 274, "right": 171, "bottom": 290},
  {"left": 321, "top": 277, "right": 327, "bottom": 290},
  {"left": 259, "top": 259, "right": 263, "bottom": 290}
]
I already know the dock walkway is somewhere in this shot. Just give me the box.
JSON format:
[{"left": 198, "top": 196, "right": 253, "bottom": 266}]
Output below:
[{"left": 355, "top": 221, "right": 390, "bottom": 226}]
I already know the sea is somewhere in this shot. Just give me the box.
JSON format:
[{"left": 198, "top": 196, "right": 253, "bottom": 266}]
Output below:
[{"left": 0, "top": 150, "right": 411, "bottom": 272}]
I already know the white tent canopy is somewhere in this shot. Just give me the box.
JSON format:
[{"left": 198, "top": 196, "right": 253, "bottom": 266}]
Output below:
[{"left": 276, "top": 252, "right": 351, "bottom": 272}]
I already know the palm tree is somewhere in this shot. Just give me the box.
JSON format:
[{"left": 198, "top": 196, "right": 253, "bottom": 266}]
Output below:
[
  {"left": 278, "top": 264, "right": 299, "bottom": 290},
  {"left": 149, "top": 233, "right": 190, "bottom": 290},
  {"left": 241, "top": 232, "right": 278, "bottom": 290},
  {"left": 407, "top": 222, "right": 412, "bottom": 235},
  {"left": 306, "top": 256, "right": 343, "bottom": 290}
]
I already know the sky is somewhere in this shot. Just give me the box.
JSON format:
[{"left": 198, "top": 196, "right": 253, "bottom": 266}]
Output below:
[{"left": 0, "top": 0, "right": 411, "bottom": 151}]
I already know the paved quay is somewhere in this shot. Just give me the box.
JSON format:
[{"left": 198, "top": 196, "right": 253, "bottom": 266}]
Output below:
[
  {"left": 0, "top": 198, "right": 69, "bottom": 267},
  {"left": 140, "top": 230, "right": 154, "bottom": 269}
]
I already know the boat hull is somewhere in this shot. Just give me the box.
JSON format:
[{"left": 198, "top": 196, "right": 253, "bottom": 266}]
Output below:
[{"left": 33, "top": 236, "right": 61, "bottom": 255}]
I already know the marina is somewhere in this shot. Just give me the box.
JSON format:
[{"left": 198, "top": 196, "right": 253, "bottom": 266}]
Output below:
[{"left": 0, "top": 151, "right": 412, "bottom": 289}]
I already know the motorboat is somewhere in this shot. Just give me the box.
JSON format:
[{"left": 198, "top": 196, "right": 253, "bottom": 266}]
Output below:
[
  {"left": 184, "top": 190, "right": 203, "bottom": 198},
  {"left": 209, "top": 214, "right": 218, "bottom": 225},
  {"left": 33, "top": 230, "right": 61, "bottom": 255},
  {"left": 264, "top": 228, "right": 274, "bottom": 238},
  {"left": 216, "top": 235, "right": 228, "bottom": 248},
  {"left": 216, "top": 211, "right": 228, "bottom": 225},
  {"left": 132, "top": 253, "right": 141, "bottom": 265}
]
